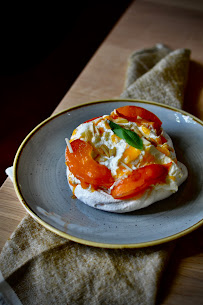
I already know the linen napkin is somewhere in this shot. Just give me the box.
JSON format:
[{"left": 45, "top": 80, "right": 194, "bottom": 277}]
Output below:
[{"left": 0, "top": 44, "right": 190, "bottom": 305}]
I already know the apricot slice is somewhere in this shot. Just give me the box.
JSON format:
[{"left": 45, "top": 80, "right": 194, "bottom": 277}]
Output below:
[
  {"left": 65, "top": 139, "right": 114, "bottom": 188},
  {"left": 111, "top": 164, "right": 169, "bottom": 199},
  {"left": 116, "top": 106, "right": 162, "bottom": 132}
]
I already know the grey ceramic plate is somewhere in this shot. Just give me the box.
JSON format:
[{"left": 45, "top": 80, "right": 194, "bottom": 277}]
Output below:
[{"left": 13, "top": 99, "right": 203, "bottom": 248}]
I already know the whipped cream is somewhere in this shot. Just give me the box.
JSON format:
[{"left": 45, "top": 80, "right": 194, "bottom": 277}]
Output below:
[{"left": 66, "top": 111, "right": 188, "bottom": 212}]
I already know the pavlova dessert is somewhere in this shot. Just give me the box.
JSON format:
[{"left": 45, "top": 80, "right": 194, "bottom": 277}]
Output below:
[{"left": 65, "top": 105, "right": 188, "bottom": 213}]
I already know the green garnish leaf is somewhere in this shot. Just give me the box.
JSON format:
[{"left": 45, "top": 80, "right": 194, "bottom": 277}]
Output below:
[{"left": 108, "top": 120, "right": 143, "bottom": 150}]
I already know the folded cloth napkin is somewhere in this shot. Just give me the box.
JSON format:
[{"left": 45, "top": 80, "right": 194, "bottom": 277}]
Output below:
[{"left": 0, "top": 44, "right": 190, "bottom": 305}]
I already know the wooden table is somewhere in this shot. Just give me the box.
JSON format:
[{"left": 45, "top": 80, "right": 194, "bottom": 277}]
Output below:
[{"left": 1, "top": 1, "right": 203, "bottom": 304}]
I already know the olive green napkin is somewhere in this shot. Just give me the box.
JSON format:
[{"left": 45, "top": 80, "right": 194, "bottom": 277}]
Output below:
[
  {"left": 121, "top": 44, "right": 190, "bottom": 109},
  {"left": 0, "top": 44, "right": 190, "bottom": 305}
]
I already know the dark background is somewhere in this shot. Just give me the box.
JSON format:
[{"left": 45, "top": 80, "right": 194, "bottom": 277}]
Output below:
[{"left": 0, "top": 1, "right": 132, "bottom": 186}]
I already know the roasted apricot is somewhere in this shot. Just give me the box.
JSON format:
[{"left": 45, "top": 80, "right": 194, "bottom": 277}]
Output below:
[
  {"left": 111, "top": 163, "right": 169, "bottom": 199},
  {"left": 66, "top": 139, "right": 114, "bottom": 188},
  {"left": 116, "top": 105, "right": 162, "bottom": 133}
]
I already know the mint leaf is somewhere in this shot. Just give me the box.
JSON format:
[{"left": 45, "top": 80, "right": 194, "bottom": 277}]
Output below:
[{"left": 108, "top": 120, "right": 143, "bottom": 150}]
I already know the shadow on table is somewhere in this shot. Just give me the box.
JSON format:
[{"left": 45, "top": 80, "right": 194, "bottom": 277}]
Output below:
[
  {"left": 0, "top": 1, "right": 133, "bottom": 187},
  {"left": 184, "top": 60, "right": 203, "bottom": 119},
  {"left": 156, "top": 224, "right": 203, "bottom": 304}
]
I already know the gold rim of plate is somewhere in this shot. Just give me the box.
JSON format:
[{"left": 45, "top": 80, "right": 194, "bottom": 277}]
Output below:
[{"left": 13, "top": 99, "right": 203, "bottom": 248}]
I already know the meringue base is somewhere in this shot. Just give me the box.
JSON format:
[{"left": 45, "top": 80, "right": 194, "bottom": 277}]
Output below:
[{"left": 66, "top": 162, "right": 188, "bottom": 213}]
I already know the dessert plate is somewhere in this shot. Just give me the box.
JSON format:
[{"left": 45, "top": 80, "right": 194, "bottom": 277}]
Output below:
[{"left": 13, "top": 99, "right": 203, "bottom": 248}]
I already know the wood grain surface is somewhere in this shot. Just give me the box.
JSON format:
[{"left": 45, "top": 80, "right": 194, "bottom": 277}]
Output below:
[{"left": 0, "top": 1, "right": 203, "bottom": 304}]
